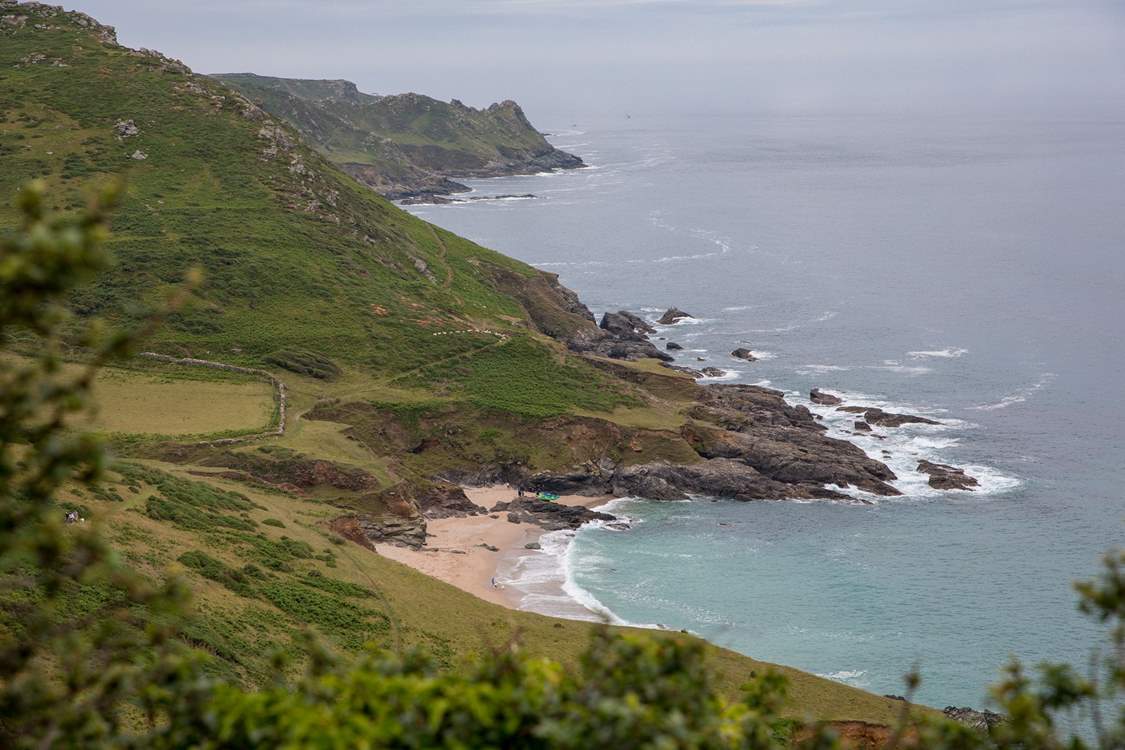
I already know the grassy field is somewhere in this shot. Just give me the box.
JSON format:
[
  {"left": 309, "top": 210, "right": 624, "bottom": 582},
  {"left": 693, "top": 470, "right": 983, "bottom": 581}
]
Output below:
[{"left": 85, "top": 370, "right": 274, "bottom": 435}]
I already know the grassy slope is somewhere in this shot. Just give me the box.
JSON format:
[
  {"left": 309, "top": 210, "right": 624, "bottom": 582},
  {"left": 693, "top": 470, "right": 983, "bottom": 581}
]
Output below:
[{"left": 0, "top": 4, "right": 913, "bottom": 725}]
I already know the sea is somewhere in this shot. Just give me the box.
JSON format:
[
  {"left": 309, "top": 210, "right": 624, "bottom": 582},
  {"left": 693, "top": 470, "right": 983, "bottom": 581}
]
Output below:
[{"left": 403, "top": 112, "right": 1125, "bottom": 708}]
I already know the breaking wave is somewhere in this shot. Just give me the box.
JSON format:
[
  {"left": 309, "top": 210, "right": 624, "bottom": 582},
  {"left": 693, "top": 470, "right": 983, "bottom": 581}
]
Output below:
[{"left": 972, "top": 372, "right": 1056, "bottom": 411}]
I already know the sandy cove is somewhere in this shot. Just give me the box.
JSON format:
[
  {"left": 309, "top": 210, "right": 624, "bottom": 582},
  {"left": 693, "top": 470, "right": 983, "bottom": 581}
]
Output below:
[{"left": 376, "top": 485, "right": 611, "bottom": 610}]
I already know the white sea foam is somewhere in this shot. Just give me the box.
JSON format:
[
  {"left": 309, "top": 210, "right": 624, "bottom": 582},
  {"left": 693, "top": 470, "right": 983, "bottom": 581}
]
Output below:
[
  {"left": 816, "top": 670, "right": 870, "bottom": 687},
  {"left": 797, "top": 364, "right": 852, "bottom": 374},
  {"left": 792, "top": 388, "right": 1019, "bottom": 500},
  {"left": 908, "top": 347, "right": 969, "bottom": 359},
  {"left": 866, "top": 364, "right": 933, "bottom": 375},
  {"left": 972, "top": 372, "right": 1056, "bottom": 411},
  {"left": 746, "top": 310, "right": 837, "bottom": 334},
  {"left": 698, "top": 369, "right": 740, "bottom": 382}
]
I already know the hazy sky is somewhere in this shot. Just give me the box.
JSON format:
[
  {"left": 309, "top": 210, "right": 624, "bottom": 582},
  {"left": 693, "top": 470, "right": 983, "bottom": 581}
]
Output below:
[{"left": 75, "top": 0, "right": 1125, "bottom": 125}]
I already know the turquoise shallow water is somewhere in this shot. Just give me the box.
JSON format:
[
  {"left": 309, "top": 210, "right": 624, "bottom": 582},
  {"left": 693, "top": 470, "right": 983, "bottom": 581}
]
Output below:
[{"left": 407, "top": 113, "right": 1125, "bottom": 707}]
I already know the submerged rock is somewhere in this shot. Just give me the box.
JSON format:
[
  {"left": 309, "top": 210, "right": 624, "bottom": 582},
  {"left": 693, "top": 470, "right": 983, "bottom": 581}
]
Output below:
[
  {"left": 810, "top": 388, "right": 843, "bottom": 406},
  {"left": 918, "top": 460, "right": 979, "bottom": 491},
  {"left": 657, "top": 307, "right": 692, "bottom": 325}
]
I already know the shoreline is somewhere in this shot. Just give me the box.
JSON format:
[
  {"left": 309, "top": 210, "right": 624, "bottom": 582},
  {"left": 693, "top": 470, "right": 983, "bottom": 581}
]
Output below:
[{"left": 376, "top": 485, "right": 614, "bottom": 614}]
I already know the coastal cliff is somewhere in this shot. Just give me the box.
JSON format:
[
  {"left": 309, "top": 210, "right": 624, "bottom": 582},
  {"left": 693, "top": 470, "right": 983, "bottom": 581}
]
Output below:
[{"left": 212, "top": 73, "right": 584, "bottom": 201}]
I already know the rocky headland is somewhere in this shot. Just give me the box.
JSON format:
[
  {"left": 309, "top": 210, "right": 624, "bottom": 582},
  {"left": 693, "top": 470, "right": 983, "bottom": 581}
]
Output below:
[{"left": 212, "top": 73, "right": 584, "bottom": 203}]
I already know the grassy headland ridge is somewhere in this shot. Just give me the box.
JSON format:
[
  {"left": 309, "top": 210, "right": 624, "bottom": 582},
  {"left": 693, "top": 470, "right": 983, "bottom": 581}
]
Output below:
[
  {"left": 1, "top": 0, "right": 915, "bottom": 727},
  {"left": 213, "top": 72, "right": 584, "bottom": 201}
]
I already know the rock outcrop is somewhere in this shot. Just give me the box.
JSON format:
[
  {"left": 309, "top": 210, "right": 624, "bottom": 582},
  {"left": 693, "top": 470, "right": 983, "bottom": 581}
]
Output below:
[
  {"left": 657, "top": 307, "right": 692, "bottom": 325},
  {"left": 810, "top": 388, "right": 843, "bottom": 406},
  {"left": 560, "top": 310, "right": 672, "bottom": 362},
  {"left": 491, "top": 498, "right": 615, "bottom": 531},
  {"left": 600, "top": 310, "right": 656, "bottom": 338},
  {"left": 523, "top": 384, "right": 901, "bottom": 500},
  {"left": 666, "top": 341, "right": 683, "bottom": 351},
  {"left": 416, "top": 483, "right": 487, "bottom": 519},
  {"left": 114, "top": 118, "right": 138, "bottom": 138},
  {"left": 917, "top": 460, "right": 979, "bottom": 491},
  {"left": 943, "top": 706, "right": 1004, "bottom": 731},
  {"left": 343, "top": 513, "right": 427, "bottom": 549},
  {"left": 730, "top": 348, "right": 756, "bottom": 361},
  {"left": 837, "top": 406, "right": 939, "bottom": 427}
]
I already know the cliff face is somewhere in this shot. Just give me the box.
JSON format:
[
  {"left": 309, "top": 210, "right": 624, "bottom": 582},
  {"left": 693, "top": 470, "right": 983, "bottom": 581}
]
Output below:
[{"left": 212, "top": 73, "right": 584, "bottom": 200}]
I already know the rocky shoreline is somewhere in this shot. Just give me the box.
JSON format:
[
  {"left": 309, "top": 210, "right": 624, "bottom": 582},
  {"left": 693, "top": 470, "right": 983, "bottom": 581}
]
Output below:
[{"left": 389, "top": 149, "right": 584, "bottom": 204}]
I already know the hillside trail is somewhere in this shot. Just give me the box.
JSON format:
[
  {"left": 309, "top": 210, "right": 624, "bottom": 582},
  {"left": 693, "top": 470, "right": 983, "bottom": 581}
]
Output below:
[{"left": 428, "top": 225, "right": 455, "bottom": 291}]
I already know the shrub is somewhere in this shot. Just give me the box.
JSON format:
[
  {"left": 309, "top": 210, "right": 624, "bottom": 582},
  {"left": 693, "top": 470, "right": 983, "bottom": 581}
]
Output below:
[{"left": 264, "top": 348, "right": 341, "bottom": 380}]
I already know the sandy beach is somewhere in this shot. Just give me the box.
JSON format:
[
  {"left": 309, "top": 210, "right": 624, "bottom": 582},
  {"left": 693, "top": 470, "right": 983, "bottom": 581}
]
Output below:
[{"left": 376, "top": 485, "right": 611, "bottom": 611}]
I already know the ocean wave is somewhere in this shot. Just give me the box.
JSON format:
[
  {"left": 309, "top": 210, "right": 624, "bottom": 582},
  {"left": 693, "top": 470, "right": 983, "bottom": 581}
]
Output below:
[
  {"left": 796, "top": 364, "right": 852, "bottom": 374},
  {"left": 865, "top": 364, "right": 933, "bottom": 375},
  {"left": 746, "top": 310, "right": 837, "bottom": 334},
  {"left": 908, "top": 347, "right": 969, "bottom": 359},
  {"left": 971, "top": 372, "right": 1056, "bottom": 411}
]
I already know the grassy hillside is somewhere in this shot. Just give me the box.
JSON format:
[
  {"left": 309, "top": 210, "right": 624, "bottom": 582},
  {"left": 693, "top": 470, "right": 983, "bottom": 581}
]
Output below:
[
  {"left": 214, "top": 73, "right": 583, "bottom": 199},
  {"left": 0, "top": 2, "right": 914, "bottom": 727}
]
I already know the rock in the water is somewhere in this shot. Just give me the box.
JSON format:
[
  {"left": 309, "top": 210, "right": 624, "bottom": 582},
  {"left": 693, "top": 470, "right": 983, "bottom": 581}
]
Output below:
[
  {"left": 666, "top": 341, "right": 683, "bottom": 350},
  {"left": 730, "top": 348, "right": 756, "bottom": 361},
  {"left": 577, "top": 310, "right": 671, "bottom": 362},
  {"left": 599, "top": 310, "right": 655, "bottom": 339},
  {"left": 700, "top": 367, "right": 726, "bottom": 377},
  {"left": 863, "top": 408, "right": 939, "bottom": 427},
  {"left": 943, "top": 706, "right": 1004, "bottom": 731},
  {"left": 114, "top": 119, "right": 139, "bottom": 138},
  {"left": 835, "top": 406, "right": 939, "bottom": 427},
  {"left": 657, "top": 307, "right": 692, "bottom": 325},
  {"left": 810, "top": 388, "right": 843, "bottom": 406},
  {"left": 917, "top": 460, "right": 979, "bottom": 490}
]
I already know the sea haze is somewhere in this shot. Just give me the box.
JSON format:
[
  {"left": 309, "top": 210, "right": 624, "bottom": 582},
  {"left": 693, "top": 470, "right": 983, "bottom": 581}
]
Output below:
[{"left": 406, "top": 112, "right": 1125, "bottom": 707}]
